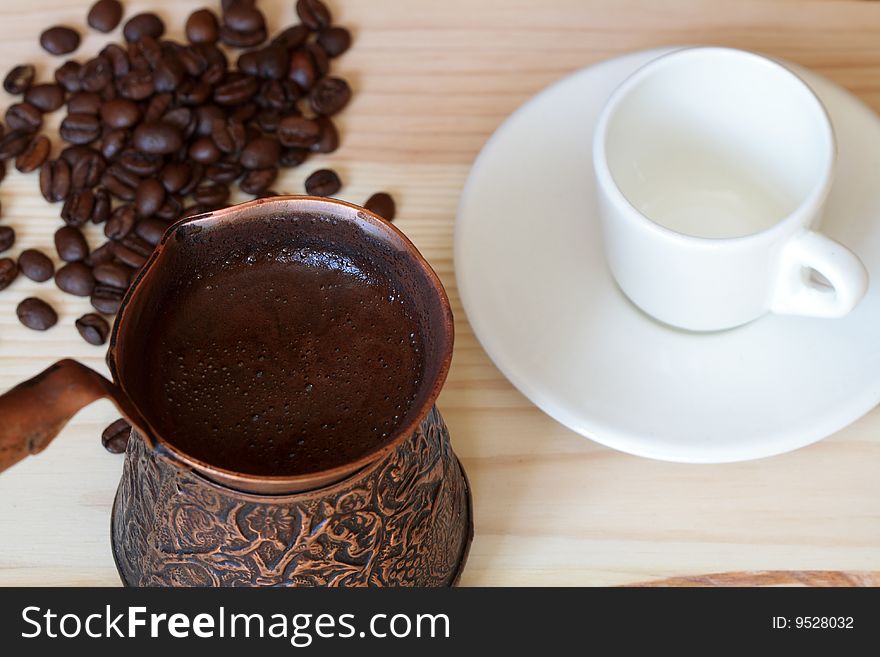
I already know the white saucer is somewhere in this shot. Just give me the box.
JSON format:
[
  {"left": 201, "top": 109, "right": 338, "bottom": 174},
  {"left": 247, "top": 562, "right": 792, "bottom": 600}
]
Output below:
[{"left": 454, "top": 48, "right": 880, "bottom": 463}]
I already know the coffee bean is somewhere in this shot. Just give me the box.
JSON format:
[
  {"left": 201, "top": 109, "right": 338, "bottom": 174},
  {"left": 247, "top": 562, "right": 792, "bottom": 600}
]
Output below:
[
  {"left": 189, "top": 136, "right": 221, "bottom": 164},
  {"left": 155, "top": 195, "right": 183, "bottom": 221},
  {"left": 129, "top": 35, "right": 161, "bottom": 70},
  {"left": 143, "top": 92, "right": 173, "bottom": 124},
  {"left": 186, "top": 9, "right": 219, "bottom": 44},
  {"left": 213, "top": 73, "right": 259, "bottom": 105},
  {"left": 179, "top": 46, "right": 207, "bottom": 77},
  {"left": 364, "top": 192, "right": 396, "bottom": 221},
  {"left": 117, "top": 149, "right": 162, "bottom": 176},
  {"left": 280, "top": 147, "right": 308, "bottom": 168},
  {"left": 162, "top": 107, "right": 195, "bottom": 135},
  {"left": 240, "top": 136, "right": 280, "bottom": 169},
  {"left": 194, "top": 182, "right": 230, "bottom": 207},
  {"left": 0, "top": 227, "right": 14, "bottom": 254},
  {"left": 0, "top": 130, "right": 32, "bottom": 160},
  {"left": 117, "top": 70, "right": 154, "bottom": 100},
  {"left": 211, "top": 117, "right": 247, "bottom": 154},
  {"left": 263, "top": 80, "right": 300, "bottom": 111},
  {"left": 67, "top": 92, "right": 103, "bottom": 115},
  {"left": 61, "top": 190, "right": 96, "bottom": 227},
  {"left": 277, "top": 115, "right": 320, "bottom": 148},
  {"left": 240, "top": 167, "right": 278, "bottom": 195},
  {"left": 224, "top": 2, "right": 265, "bottom": 32},
  {"left": 76, "top": 313, "right": 111, "bottom": 345},
  {"left": 100, "top": 129, "right": 128, "bottom": 161},
  {"left": 85, "top": 240, "right": 115, "bottom": 266},
  {"left": 55, "top": 226, "right": 89, "bottom": 262},
  {"left": 41, "top": 26, "right": 80, "bottom": 56},
  {"left": 257, "top": 46, "right": 288, "bottom": 80},
  {"left": 93, "top": 261, "right": 131, "bottom": 288},
  {"left": 54, "top": 61, "right": 82, "bottom": 93},
  {"left": 296, "top": 0, "right": 332, "bottom": 31},
  {"left": 308, "top": 43, "right": 330, "bottom": 76},
  {"left": 133, "top": 122, "right": 182, "bottom": 154},
  {"left": 18, "top": 249, "right": 55, "bottom": 282},
  {"left": 100, "top": 43, "right": 130, "bottom": 77},
  {"left": 176, "top": 78, "right": 211, "bottom": 106},
  {"left": 5, "top": 103, "right": 43, "bottom": 132},
  {"left": 159, "top": 162, "right": 191, "bottom": 193},
  {"left": 112, "top": 235, "right": 152, "bottom": 268},
  {"left": 55, "top": 262, "right": 95, "bottom": 296},
  {"left": 91, "top": 188, "right": 112, "bottom": 224},
  {"left": 309, "top": 77, "right": 351, "bottom": 115},
  {"left": 195, "top": 105, "right": 225, "bottom": 137},
  {"left": 219, "top": 25, "right": 267, "bottom": 49},
  {"left": 60, "top": 144, "right": 92, "bottom": 167},
  {"left": 154, "top": 56, "right": 186, "bottom": 94},
  {"left": 287, "top": 49, "right": 316, "bottom": 91},
  {"left": 205, "top": 160, "right": 241, "bottom": 183},
  {"left": 80, "top": 56, "right": 113, "bottom": 92},
  {"left": 91, "top": 283, "right": 126, "bottom": 314},
  {"left": 100, "top": 167, "right": 135, "bottom": 201},
  {"left": 237, "top": 50, "right": 258, "bottom": 77},
  {"left": 272, "top": 24, "right": 309, "bottom": 50},
  {"left": 178, "top": 162, "right": 205, "bottom": 196},
  {"left": 40, "top": 158, "right": 71, "bottom": 202},
  {"left": 0, "top": 257, "right": 17, "bottom": 291},
  {"left": 24, "top": 83, "right": 65, "bottom": 112},
  {"left": 105, "top": 204, "right": 136, "bottom": 239},
  {"left": 317, "top": 27, "right": 352, "bottom": 58},
  {"left": 304, "top": 168, "right": 341, "bottom": 196},
  {"left": 87, "top": 0, "right": 123, "bottom": 33},
  {"left": 4, "top": 64, "right": 35, "bottom": 95},
  {"left": 135, "top": 179, "right": 166, "bottom": 217},
  {"left": 70, "top": 151, "right": 106, "bottom": 190},
  {"left": 15, "top": 135, "right": 50, "bottom": 173},
  {"left": 123, "top": 13, "right": 165, "bottom": 42},
  {"left": 101, "top": 418, "right": 131, "bottom": 453},
  {"left": 256, "top": 108, "right": 280, "bottom": 133},
  {"left": 98, "top": 99, "right": 139, "bottom": 129},
  {"left": 60, "top": 113, "right": 101, "bottom": 145},
  {"left": 230, "top": 101, "right": 258, "bottom": 123},
  {"left": 311, "top": 116, "right": 339, "bottom": 153},
  {"left": 130, "top": 219, "right": 165, "bottom": 246},
  {"left": 17, "top": 298, "right": 58, "bottom": 331}
]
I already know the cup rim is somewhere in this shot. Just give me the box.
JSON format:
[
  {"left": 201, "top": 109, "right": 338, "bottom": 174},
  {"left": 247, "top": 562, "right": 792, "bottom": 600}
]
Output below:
[
  {"left": 592, "top": 45, "right": 836, "bottom": 244},
  {"left": 106, "top": 196, "right": 454, "bottom": 494}
]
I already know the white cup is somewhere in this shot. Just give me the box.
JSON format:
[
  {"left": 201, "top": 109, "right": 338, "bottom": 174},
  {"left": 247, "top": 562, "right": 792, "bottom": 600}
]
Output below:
[{"left": 593, "top": 46, "right": 868, "bottom": 331}]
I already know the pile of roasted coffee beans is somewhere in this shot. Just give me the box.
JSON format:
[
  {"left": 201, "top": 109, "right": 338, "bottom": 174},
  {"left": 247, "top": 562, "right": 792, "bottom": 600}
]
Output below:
[
  {"left": 0, "top": 0, "right": 399, "bottom": 453},
  {"left": 0, "top": 0, "right": 397, "bottom": 345}
]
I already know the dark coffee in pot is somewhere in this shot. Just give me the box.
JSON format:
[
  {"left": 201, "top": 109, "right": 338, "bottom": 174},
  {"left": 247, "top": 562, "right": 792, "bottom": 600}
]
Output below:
[{"left": 145, "top": 252, "right": 423, "bottom": 477}]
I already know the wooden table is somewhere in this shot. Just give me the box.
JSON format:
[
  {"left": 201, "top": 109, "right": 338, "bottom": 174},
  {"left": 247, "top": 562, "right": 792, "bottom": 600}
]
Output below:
[{"left": 1, "top": 0, "right": 879, "bottom": 587}]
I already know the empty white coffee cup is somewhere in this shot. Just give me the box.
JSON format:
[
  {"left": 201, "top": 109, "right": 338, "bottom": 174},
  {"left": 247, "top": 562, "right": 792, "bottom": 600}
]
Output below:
[{"left": 593, "top": 46, "right": 868, "bottom": 331}]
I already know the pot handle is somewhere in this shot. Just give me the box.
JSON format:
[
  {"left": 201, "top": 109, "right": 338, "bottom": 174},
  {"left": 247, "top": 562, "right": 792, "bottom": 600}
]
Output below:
[{"left": 0, "top": 359, "right": 144, "bottom": 474}]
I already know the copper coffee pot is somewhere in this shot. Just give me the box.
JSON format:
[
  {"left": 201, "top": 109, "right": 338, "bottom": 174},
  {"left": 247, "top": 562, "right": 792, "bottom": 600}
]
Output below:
[{"left": 0, "top": 197, "right": 472, "bottom": 586}]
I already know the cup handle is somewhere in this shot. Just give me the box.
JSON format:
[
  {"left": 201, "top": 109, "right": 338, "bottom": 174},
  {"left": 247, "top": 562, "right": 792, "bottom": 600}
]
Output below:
[
  {"left": 770, "top": 230, "right": 868, "bottom": 318},
  {"left": 0, "top": 359, "right": 144, "bottom": 475}
]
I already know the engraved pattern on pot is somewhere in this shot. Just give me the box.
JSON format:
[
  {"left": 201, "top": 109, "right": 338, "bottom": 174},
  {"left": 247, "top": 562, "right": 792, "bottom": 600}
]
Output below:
[{"left": 112, "top": 406, "right": 471, "bottom": 587}]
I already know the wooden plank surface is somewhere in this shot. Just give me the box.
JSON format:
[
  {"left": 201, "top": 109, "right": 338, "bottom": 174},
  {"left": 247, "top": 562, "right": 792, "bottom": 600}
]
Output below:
[{"left": 1, "top": 0, "right": 879, "bottom": 586}]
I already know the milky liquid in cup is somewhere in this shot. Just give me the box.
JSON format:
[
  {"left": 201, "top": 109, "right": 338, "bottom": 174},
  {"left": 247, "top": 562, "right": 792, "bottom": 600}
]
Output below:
[
  {"left": 623, "top": 144, "right": 795, "bottom": 239},
  {"left": 140, "top": 244, "right": 424, "bottom": 477}
]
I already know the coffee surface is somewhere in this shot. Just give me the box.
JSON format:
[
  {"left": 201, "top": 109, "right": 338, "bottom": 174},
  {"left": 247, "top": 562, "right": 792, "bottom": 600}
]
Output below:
[{"left": 144, "top": 247, "right": 423, "bottom": 476}]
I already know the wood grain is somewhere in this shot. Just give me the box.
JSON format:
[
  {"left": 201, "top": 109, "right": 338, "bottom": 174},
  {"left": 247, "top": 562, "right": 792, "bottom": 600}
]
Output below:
[{"left": 1, "top": 0, "right": 879, "bottom": 586}]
